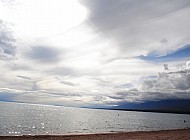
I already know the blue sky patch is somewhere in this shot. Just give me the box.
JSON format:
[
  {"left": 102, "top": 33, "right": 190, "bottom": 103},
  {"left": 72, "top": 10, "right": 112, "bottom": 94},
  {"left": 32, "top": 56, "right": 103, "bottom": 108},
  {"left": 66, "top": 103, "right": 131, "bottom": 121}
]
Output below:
[{"left": 138, "top": 44, "right": 190, "bottom": 62}]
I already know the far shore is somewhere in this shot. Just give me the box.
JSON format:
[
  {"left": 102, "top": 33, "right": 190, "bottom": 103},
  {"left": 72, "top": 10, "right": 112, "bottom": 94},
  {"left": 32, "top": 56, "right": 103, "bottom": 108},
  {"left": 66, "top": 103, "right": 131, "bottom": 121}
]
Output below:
[
  {"left": 92, "top": 108, "right": 190, "bottom": 114},
  {"left": 1, "top": 128, "right": 190, "bottom": 140}
]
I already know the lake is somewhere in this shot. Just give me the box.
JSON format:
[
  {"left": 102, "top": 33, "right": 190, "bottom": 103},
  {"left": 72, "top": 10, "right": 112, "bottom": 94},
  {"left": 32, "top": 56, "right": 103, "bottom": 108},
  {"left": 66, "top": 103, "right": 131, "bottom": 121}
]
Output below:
[{"left": 0, "top": 101, "right": 190, "bottom": 136}]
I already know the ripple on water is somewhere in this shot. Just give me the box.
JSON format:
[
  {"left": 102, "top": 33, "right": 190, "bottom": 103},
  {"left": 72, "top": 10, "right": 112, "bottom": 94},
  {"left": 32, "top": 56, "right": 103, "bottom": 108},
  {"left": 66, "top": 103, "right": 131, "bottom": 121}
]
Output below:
[{"left": 1, "top": 102, "right": 190, "bottom": 136}]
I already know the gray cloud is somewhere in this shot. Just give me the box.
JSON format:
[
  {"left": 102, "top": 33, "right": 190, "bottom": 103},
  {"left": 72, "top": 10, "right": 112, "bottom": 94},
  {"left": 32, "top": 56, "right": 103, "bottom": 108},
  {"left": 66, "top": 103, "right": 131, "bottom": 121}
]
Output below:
[
  {"left": 54, "top": 77, "right": 79, "bottom": 87},
  {"left": 101, "top": 62, "right": 190, "bottom": 103},
  {"left": 80, "top": 0, "right": 190, "bottom": 56},
  {"left": 92, "top": 95, "right": 117, "bottom": 105},
  {"left": 115, "top": 83, "right": 134, "bottom": 89},
  {"left": 59, "top": 81, "right": 76, "bottom": 86},
  {"left": 141, "top": 70, "right": 190, "bottom": 91},
  {"left": 0, "top": 88, "right": 82, "bottom": 106},
  {"left": 26, "top": 46, "right": 62, "bottom": 63},
  {"left": 48, "top": 67, "right": 74, "bottom": 76},
  {"left": 113, "top": 90, "right": 190, "bottom": 104},
  {"left": 17, "top": 75, "right": 31, "bottom": 80},
  {"left": 44, "top": 91, "right": 81, "bottom": 97},
  {"left": 81, "top": 0, "right": 190, "bottom": 29},
  {"left": 0, "top": 20, "right": 16, "bottom": 60}
]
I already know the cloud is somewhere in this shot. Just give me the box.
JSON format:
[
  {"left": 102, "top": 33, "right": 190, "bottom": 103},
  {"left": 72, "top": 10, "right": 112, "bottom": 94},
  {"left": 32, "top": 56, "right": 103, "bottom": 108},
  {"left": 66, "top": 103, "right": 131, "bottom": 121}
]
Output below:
[
  {"left": 80, "top": 0, "right": 190, "bottom": 56},
  {"left": 1, "top": 59, "right": 189, "bottom": 106},
  {"left": 140, "top": 67, "right": 190, "bottom": 91},
  {"left": 0, "top": 88, "right": 84, "bottom": 106},
  {"left": 0, "top": 20, "right": 16, "bottom": 60},
  {"left": 164, "top": 64, "right": 169, "bottom": 70},
  {"left": 55, "top": 76, "right": 79, "bottom": 86},
  {"left": 1, "top": 0, "right": 190, "bottom": 107},
  {"left": 26, "top": 46, "right": 62, "bottom": 63},
  {"left": 115, "top": 83, "right": 134, "bottom": 89},
  {"left": 44, "top": 90, "right": 81, "bottom": 97},
  {"left": 96, "top": 61, "right": 190, "bottom": 104},
  {"left": 131, "top": 61, "right": 190, "bottom": 102},
  {"left": 48, "top": 67, "right": 74, "bottom": 76},
  {"left": 114, "top": 90, "right": 190, "bottom": 104},
  {"left": 17, "top": 75, "right": 31, "bottom": 80},
  {"left": 59, "top": 81, "right": 77, "bottom": 86}
]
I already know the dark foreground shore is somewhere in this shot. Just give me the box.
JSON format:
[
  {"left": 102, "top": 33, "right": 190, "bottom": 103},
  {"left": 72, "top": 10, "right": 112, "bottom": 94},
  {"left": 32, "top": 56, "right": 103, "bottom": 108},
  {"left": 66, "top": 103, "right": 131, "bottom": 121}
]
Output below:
[{"left": 1, "top": 129, "right": 190, "bottom": 140}]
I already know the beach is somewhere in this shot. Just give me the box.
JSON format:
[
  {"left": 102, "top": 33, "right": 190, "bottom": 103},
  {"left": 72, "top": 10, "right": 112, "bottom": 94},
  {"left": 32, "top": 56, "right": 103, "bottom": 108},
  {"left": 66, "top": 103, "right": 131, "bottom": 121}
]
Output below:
[{"left": 1, "top": 128, "right": 190, "bottom": 140}]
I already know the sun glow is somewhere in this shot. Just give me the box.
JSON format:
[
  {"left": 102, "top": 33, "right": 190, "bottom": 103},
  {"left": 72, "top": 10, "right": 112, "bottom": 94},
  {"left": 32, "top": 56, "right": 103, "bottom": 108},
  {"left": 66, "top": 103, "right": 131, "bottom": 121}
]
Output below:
[{"left": 3, "top": 0, "right": 87, "bottom": 40}]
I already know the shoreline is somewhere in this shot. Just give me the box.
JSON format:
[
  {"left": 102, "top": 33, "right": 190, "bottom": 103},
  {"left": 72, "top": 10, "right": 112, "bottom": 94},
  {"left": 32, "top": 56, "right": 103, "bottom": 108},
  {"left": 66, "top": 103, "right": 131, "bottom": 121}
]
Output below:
[{"left": 1, "top": 128, "right": 190, "bottom": 140}]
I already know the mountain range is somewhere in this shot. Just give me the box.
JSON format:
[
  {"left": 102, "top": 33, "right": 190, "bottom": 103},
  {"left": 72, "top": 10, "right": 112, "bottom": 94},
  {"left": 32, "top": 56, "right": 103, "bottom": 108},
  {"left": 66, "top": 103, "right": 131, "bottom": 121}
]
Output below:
[{"left": 111, "top": 99, "right": 190, "bottom": 114}]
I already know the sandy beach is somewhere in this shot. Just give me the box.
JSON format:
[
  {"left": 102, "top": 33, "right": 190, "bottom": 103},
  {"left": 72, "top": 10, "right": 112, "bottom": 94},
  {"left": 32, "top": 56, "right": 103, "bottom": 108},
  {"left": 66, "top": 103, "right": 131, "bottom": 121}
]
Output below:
[{"left": 0, "top": 128, "right": 190, "bottom": 140}]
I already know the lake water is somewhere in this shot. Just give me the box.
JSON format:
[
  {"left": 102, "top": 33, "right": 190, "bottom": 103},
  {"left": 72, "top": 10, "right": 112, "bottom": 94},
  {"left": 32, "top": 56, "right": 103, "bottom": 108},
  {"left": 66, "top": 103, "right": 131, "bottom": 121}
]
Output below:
[{"left": 0, "top": 101, "right": 190, "bottom": 136}]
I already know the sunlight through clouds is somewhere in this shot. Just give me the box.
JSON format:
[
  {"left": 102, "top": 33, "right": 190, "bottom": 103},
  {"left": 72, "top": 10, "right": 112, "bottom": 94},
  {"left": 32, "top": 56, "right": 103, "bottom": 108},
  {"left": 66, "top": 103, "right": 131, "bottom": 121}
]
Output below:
[
  {"left": 0, "top": 0, "right": 190, "bottom": 107},
  {"left": 2, "top": 0, "right": 88, "bottom": 40}
]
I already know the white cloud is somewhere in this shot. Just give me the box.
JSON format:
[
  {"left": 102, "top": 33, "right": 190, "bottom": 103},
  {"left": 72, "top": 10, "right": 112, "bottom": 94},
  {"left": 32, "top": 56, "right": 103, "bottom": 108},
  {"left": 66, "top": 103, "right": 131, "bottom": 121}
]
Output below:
[{"left": 140, "top": 62, "right": 190, "bottom": 92}]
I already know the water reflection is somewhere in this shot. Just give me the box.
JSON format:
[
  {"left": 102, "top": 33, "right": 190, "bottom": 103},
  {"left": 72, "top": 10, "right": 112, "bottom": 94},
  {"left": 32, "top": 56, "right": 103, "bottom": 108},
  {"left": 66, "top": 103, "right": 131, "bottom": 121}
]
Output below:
[{"left": 0, "top": 102, "right": 190, "bottom": 136}]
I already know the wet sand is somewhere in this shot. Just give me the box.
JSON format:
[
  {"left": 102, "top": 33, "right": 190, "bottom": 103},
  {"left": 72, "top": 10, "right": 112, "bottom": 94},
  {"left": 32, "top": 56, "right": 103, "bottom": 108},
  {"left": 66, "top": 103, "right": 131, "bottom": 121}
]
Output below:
[{"left": 1, "top": 128, "right": 190, "bottom": 140}]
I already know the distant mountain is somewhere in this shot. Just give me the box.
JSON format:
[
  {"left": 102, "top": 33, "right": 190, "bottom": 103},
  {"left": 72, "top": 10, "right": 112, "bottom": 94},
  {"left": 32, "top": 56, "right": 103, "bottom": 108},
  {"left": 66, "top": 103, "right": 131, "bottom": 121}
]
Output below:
[{"left": 112, "top": 99, "right": 190, "bottom": 114}]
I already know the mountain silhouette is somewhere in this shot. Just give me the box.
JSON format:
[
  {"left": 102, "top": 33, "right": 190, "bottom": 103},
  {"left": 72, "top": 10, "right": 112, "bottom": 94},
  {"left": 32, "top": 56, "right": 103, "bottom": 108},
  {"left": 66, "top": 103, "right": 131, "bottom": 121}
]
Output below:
[{"left": 112, "top": 99, "right": 190, "bottom": 114}]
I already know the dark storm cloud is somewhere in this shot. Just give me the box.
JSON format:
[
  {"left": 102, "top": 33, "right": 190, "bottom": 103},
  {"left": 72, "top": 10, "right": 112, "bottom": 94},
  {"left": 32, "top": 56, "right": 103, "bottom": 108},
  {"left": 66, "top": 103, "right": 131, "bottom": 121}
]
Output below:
[
  {"left": 0, "top": 20, "right": 16, "bottom": 60},
  {"left": 112, "top": 90, "right": 190, "bottom": 104},
  {"left": 27, "top": 46, "right": 62, "bottom": 63}
]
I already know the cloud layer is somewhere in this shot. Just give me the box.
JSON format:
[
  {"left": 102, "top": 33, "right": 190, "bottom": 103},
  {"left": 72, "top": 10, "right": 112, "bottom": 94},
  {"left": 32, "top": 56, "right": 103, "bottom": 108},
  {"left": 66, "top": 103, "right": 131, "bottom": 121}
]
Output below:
[
  {"left": 80, "top": 0, "right": 190, "bottom": 57},
  {"left": 0, "top": 0, "right": 190, "bottom": 107}
]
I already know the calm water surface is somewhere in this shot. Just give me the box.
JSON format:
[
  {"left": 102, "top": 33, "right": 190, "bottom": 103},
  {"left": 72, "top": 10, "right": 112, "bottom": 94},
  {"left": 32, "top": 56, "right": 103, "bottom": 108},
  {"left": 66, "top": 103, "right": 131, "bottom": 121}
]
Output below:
[{"left": 0, "top": 101, "right": 190, "bottom": 136}]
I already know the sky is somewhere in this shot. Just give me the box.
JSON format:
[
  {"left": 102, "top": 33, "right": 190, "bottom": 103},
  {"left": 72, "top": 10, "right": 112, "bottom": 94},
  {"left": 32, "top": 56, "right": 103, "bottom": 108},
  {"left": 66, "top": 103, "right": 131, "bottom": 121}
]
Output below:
[{"left": 0, "top": 0, "right": 190, "bottom": 107}]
